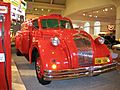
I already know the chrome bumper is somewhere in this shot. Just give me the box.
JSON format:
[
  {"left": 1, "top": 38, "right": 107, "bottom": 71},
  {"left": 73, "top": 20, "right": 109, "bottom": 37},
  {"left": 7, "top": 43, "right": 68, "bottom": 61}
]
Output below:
[{"left": 44, "top": 63, "right": 117, "bottom": 81}]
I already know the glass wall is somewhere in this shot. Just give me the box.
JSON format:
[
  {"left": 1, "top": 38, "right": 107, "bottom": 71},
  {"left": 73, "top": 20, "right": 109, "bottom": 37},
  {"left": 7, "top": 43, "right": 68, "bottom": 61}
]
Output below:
[
  {"left": 84, "top": 22, "right": 90, "bottom": 34},
  {"left": 94, "top": 21, "right": 101, "bottom": 35}
]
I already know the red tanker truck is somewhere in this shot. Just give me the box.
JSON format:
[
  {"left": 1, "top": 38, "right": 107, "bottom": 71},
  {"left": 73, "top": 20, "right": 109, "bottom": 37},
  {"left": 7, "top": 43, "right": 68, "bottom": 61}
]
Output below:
[{"left": 15, "top": 14, "right": 117, "bottom": 85}]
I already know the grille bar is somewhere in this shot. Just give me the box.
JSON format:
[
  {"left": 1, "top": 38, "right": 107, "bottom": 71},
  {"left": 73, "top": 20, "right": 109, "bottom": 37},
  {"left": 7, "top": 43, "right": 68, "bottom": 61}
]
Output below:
[
  {"left": 74, "top": 35, "right": 93, "bottom": 66},
  {"left": 44, "top": 63, "right": 117, "bottom": 81}
]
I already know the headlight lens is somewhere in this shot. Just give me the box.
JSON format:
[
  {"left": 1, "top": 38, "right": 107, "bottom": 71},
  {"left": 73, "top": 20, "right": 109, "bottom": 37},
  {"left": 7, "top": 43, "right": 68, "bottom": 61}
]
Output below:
[
  {"left": 52, "top": 64, "right": 57, "bottom": 69},
  {"left": 98, "top": 37, "right": 105, "bottom": 44},
  {"left": 95, "top": 37, "right": 105, "bottom": 44},
  {"left": 51, "top": 37, "right": 60, "bottom": 46}
]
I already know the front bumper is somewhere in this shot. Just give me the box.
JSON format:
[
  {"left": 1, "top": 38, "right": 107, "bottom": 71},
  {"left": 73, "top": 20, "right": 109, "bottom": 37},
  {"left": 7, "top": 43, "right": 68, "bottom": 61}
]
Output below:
[{"left": 44, "top": 62, "right": 117, "bottom": 81}]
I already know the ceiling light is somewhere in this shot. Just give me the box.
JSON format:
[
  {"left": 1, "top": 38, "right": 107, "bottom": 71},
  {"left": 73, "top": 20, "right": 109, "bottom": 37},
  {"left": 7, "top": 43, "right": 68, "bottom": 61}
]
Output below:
[
  {"left": 35, "top": 8, "right": 37, "bottom": 11},
  {"left": 48, "top": 9, "right": 51, "bottom": 12},
  {"left": 103, "top": 10, "right": 105, "bottom": 12},
  {"left": 41, "top": 9, "right": 44, "bottom": 11},
  {"left": 110, "top": 8, "right": 113, "bottom": 10},
  {"left": 83, "top": 13, "right": 86, "bottom": 16},
  {"left": 89, "top": 15, "right": 92, "bottom": 17},
  {"left": 105, "top": 8, "right": 108, "bottom": 11},
  {"left": 95, "top": 16, "right": 97, "bottom": 18},
  {"left": 96, "top": 11, "right": 99, "bottom": 13}
]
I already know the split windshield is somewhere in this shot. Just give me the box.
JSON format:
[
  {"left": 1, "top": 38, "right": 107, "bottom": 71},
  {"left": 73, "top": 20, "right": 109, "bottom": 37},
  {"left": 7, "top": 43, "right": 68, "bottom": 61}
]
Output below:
[{"left": 41, "top": 19, "right": 72, "bottom": 29}]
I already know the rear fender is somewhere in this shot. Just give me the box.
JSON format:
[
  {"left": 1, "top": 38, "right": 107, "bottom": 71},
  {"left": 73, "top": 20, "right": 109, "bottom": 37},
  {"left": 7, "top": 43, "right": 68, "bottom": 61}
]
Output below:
[{"left": 15, "top": 34, "right": 21, "bottom": 50}]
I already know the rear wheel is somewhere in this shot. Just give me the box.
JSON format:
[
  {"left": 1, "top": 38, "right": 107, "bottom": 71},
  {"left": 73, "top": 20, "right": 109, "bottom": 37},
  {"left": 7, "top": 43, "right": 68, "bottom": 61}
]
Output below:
[{"left": 35, "top": 53, "right": 51, "bottom": 85}]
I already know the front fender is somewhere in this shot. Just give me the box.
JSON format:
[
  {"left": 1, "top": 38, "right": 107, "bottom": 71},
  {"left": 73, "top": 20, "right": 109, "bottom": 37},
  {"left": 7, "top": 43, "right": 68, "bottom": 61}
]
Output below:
[
  {"left": 29, "top": 43, "right": 38, "bottom": 64},
  {"left": 33, "top": 39, "right": 71, "bottom": 71}
]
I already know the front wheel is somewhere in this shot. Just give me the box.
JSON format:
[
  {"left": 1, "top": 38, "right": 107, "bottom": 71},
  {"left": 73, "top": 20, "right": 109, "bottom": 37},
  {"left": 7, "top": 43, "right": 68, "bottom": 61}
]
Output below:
[{"left": 35, "top": 56, "right": 51, "bottom": 85}]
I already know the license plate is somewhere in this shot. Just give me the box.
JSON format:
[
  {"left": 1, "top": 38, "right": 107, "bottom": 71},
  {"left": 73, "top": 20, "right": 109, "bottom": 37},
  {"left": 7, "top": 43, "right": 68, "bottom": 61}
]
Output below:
[{"left": 95, "top": 57, "right": 108, "bottom": 64}]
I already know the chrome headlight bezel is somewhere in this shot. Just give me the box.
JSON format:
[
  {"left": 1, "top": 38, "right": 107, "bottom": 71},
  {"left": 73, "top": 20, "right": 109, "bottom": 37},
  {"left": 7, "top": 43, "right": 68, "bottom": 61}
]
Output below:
[
  {"left": 95, "top": 37, "right": 105, "bottom": 44},
  {"left": 98, "top": 37, "right": 105, "bottom": 44},
  {"left": 51, "top": 37, "right": 60, "bottom": 46}
]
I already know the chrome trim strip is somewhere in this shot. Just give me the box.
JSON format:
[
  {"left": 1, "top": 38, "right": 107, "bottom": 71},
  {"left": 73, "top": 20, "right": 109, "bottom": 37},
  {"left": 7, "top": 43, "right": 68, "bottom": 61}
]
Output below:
[{"left": 44, "top": 63, "right": 117, "bottom": 81}]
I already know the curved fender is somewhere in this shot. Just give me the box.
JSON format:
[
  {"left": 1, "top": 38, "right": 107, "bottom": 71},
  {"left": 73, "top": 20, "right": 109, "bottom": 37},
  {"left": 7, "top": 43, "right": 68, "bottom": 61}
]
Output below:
[
  {"left": 28, "top": 41, "right": 46, "bottom": 65},
  {"left": 29, "top": 43, "right": 39, "bottom": 64},
  {"left": 28, "top": 41, "right": 48, "bottom": 71},
  {"left": 29, "top": 39, "right": 70, "bottom": 70}
]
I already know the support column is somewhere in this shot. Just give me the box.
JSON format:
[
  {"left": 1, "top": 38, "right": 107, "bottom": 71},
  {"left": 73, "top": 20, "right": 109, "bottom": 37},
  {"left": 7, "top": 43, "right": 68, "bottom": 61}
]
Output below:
[
  {"left": 90, "top": 21, "right": 94, "bottom": 35},
  {"left": 116, "top": 6, "right": 120, "bottom": 40}
]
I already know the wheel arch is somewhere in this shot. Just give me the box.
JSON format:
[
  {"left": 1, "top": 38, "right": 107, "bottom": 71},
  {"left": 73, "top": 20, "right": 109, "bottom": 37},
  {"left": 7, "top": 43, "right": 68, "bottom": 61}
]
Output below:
[{"left": 29, "top": 44, "right": 40, "bottom": 63}]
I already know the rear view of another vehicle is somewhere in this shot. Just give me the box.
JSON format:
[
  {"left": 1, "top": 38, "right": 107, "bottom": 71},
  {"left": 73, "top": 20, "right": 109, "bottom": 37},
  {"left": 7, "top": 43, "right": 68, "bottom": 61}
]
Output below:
[{"left": 100, "top": 34, "right": 120, "bottom": 49}]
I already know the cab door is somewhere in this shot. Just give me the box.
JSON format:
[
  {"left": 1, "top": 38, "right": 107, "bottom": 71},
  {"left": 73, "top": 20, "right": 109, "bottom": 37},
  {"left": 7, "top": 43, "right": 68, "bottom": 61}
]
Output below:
[{"left": 29, "top": 19, "right": 42, "bottom": 47}]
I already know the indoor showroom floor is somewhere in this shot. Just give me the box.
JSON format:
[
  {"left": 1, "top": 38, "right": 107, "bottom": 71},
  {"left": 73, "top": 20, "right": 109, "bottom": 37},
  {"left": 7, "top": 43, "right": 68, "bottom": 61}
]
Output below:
[{"left": 11, "top": 46, "right": 120, "bottom": 90}]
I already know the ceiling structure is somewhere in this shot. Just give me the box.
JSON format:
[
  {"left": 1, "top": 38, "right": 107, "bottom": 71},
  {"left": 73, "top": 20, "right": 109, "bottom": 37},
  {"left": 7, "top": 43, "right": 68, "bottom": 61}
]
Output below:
[
  {"left": 30, "top": 0, "right": 66, "bottom": 5},
  {"left": 25, "top": 0, "right": 116, "bottom": 23},
  {"left": 25, "top": 0, "right": 66, "bottom": 16},
  {"left": 68, "top": 5, "right": 116, "bottom": 22}
]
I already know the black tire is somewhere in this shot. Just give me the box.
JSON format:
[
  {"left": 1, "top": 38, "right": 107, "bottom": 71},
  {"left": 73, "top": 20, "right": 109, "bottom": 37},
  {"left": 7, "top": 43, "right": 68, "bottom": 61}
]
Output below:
[
  {"left": 16, "top": 49, "right": 22, "bottom": 56},
  {"left": 35, "top": 53, "right": 51, "bottom": 85}
]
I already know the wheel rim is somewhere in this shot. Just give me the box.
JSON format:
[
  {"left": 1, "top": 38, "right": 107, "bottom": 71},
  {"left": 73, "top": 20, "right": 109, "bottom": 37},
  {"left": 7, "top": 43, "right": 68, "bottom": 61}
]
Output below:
[{"left": 36, "top": 57, "right": 42, "bottom": 78}]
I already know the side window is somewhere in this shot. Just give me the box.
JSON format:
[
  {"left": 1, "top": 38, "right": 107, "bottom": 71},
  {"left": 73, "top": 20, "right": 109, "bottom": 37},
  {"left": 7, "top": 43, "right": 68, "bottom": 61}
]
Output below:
[
  {"left": 60, "top": 20, "right": 72, "bottom": 29},
  {"left": 33, "top": 19, "right": 39, "bottom": 29},
  {"left": 41, "top": 19, "right": 47, "bottom": 29}
]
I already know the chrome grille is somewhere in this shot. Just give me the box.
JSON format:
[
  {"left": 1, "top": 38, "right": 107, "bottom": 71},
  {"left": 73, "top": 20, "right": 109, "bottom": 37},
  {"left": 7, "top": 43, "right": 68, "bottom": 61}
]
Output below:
[{"left": 74, "top": 35, "right": 93, "bottom": 66}]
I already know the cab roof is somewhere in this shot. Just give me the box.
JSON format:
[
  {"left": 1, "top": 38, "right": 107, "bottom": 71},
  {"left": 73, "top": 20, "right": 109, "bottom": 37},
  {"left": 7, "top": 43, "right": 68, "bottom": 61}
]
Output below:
[{"left": 38, "top": 14, "right": 71, "bottom": 21}]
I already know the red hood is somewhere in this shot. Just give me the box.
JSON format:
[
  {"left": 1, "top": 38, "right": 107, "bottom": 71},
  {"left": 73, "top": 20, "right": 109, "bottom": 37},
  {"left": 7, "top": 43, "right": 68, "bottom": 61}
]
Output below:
[{"left": 41, "top": 28, "right": 79, "bottom": 39}]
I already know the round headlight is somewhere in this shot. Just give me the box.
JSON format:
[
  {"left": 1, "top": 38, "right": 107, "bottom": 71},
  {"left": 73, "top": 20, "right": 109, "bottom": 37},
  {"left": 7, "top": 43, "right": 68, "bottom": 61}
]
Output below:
[
  {"left": 51, "top": 37, "right": 60, "bottom": 46},
  {"left": 98, "top": 37, "right": 105, "bottom": 44}
]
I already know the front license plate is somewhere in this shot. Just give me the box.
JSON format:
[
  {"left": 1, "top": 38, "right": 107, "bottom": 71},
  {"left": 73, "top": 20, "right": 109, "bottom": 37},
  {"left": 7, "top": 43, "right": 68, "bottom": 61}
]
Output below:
[{"left": 95, "top": 57, "right": 108, "bottom": 64}]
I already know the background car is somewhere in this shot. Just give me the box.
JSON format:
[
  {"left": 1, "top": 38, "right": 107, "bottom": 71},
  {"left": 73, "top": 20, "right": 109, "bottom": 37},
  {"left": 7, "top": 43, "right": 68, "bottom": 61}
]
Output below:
[{"left": 99, "top": 33, "right": 120, "bottom": 48}]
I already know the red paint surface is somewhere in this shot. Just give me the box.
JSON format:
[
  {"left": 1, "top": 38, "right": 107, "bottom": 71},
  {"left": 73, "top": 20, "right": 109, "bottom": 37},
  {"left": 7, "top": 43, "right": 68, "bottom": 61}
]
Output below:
[
  {"left": 0, "top": 2, "right": 11, "bottom": 90},
  {"left": 15, "top": 14, "right": 112, "bottom": 76}
]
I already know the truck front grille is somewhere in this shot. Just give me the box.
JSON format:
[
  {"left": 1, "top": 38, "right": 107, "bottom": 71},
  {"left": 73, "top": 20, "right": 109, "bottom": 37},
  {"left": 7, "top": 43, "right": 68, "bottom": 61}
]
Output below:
[{"left": 74, "top": 35, "right": 93, "bottom": 66}]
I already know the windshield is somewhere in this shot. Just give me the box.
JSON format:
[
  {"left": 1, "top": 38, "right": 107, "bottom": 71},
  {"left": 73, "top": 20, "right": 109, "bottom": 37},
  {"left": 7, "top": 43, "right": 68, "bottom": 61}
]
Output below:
[
  {"left": 60, "top": 20, "right": 72, "bottom": 29},
  {"left": 41, "top": 19, "right": 72, "bottom": 29}
]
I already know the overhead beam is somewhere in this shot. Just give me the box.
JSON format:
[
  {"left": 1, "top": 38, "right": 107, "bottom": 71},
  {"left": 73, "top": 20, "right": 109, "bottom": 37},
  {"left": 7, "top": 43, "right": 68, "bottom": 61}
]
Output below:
[
  {"left": 50, "top": 0, "right": 54, "bottom": 4},
  {"left": 27, "top": 1, "right": 65, "bottom": 10}
]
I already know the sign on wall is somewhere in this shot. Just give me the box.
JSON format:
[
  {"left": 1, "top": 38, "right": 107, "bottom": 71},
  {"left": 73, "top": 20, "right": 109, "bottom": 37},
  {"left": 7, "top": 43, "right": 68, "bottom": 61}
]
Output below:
[
  {"left": 3, "top": 0, "right": 27, "bottom": 20},
  {"left": 107, "top": 24, "right": 115, "bottom": 31}
]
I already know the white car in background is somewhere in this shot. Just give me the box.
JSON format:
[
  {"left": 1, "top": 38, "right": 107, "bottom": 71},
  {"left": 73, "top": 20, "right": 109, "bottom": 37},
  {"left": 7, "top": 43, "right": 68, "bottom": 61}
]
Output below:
[{"left": 112, "top": 44, "right": 120, "bottom": 54}]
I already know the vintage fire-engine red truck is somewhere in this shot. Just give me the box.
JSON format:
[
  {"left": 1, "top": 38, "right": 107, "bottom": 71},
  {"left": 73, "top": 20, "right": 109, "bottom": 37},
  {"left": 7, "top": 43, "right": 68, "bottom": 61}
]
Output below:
[{"left": 15, "top": 14, "right": 117, "bottom": 85}]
